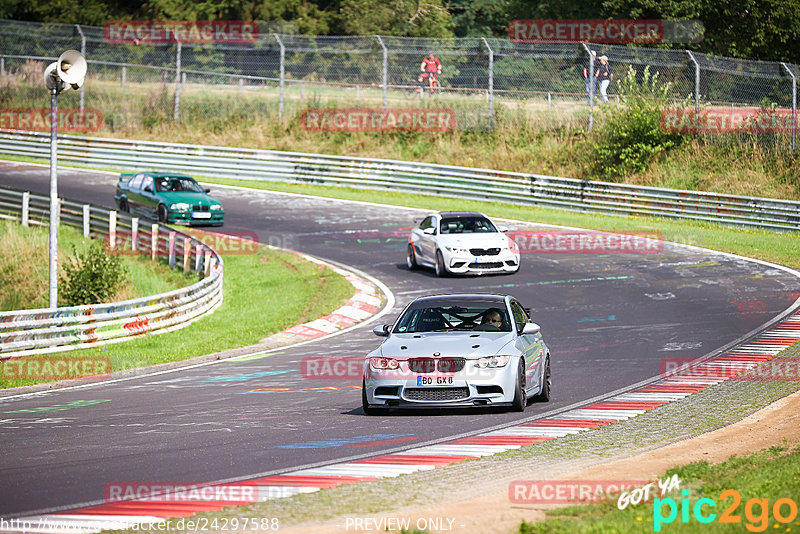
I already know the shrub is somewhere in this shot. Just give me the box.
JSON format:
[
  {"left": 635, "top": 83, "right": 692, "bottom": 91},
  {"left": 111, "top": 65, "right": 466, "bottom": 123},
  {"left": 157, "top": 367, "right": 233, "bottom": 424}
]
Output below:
[
  {"left": 60, "top": 242, "right": 128, "bottom": 306},
  {"left": 590, "top": 66, "right": 689, "bottom": 180}
]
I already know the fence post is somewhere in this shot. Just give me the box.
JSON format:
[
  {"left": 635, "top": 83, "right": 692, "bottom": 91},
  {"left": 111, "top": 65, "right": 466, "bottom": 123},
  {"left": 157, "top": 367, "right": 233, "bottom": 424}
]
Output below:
[
  {"left": 83, "top": 204, "right": 90, "bottom": 237},
  {"left": 548, "top": 92, "right": 552, "bottom": 112},
  {"left": 204, "top": 250, "right": 212, "bottom": 277},
  {"left": 686, "top": 50, "right": 700, "bottom": 112},
  {"left": 273, "top": 33, "right": 285, "bottom": 119},
  {"left": 75, "top": 24, "right": 85, "bottom": 113},
  {"left": 239, "top": 78, "right": 243, "bottom": 93},
  {"left": 21, "top": 191, "right": 29, "bottom": 227},
  {"left": 1, "top": 57, "right": 5, "bottom": 77},
  {"left": 173, "top": 39, "right": 182, "bottom": 121},
  {"left": 168, "top": 231, "right": 176, "bottom": 268},
  {"left": 151, "top": 223, "right": 158, "bottom": 261},
  {"left": 376, "top": 35, "right": 388, "bottom": 110},
  {"left": 195, "top": 243, "right": 203, "bottom": 271},
  {"left": 121, "top": 65, "right": 126, "bottom": 88},
  {"left": 131, "top": 217, "right": 139, "bottom": 251},
  {"left": 781, "top": 63, "right": 797, "bottom": 152},
  {"left": 183, "top": 237, "right": 191, "bottom": 272},
  {"left": 109, "top": 210, "right": 117, "bottom": 249},
  {"left": 582, "top": 43, "right": 595, "bottom": 132},
  {"left": 482, "top": 38, "right": 494, "bottom": 127}
]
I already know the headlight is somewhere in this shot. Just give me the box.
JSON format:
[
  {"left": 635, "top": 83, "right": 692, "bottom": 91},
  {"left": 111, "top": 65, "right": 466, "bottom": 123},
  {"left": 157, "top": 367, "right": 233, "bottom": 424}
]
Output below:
[
  {"left": 445, "top": 246, "right": 469, "bottom": 254},
  {"left": 170, "top": 203, "right": 191, "bottom": 211},
  {"left": 370, "top": 357, "right": 400, "bottom": 370},
  {"left": 475, "top": 355, "right": 510, "bottom": 368},
  {"left": 210, "top": 204, "right": 224, "bottom": 211}
]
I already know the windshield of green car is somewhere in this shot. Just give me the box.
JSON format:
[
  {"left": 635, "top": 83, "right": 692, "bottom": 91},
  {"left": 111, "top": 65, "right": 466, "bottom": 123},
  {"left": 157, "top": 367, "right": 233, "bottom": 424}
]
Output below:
[{"left": 155, "top": 177, "right": 204, "bottom": 193}]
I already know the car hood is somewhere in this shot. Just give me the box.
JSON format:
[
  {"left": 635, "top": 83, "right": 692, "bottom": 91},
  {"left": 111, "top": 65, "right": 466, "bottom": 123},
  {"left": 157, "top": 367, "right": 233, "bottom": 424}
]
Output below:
[
  {"left": 157, "top": 192, "right": 221, "bottom": 206},
  {"left": 436, "top": 233, "right": 511, "bottom": 249},
  {"left": 374, "top": 331, "right": 516, "bottom": 358}
]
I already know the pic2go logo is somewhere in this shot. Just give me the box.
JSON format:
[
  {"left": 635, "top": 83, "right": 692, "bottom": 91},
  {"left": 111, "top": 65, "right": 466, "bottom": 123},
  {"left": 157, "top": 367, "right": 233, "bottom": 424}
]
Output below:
[{"left": 654, "top": 489, "right": 799, "bottom": 532}]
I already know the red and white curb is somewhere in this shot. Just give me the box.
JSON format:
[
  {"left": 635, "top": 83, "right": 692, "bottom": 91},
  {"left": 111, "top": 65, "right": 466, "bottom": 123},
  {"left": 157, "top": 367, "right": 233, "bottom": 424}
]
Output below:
[{"left": 9, "top": 312, "right": 799, "bottom": 533}]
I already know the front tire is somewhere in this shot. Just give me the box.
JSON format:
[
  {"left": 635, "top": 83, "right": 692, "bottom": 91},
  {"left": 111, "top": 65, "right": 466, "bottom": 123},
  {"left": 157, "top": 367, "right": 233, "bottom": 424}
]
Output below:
[
  {"left": 435, "top": 250, "right": 448, "bottom": 277},
  {"left": 362, "top": 380, "right": 378, "bottom": 416},
  {"left": 157, "top": 204, "right": 168, "bottom": 223},
  {"left": 511, "top": 359, "right": 527, "bottom": 412},
  {"left": 407, "top": 244, "right": 417, "bottom": 270},
  {"left": 118, "top": 198, "right": 129, "bottom": 213},
  {"left": 533, "top": 357, "right": 551, "bottom": 402}
]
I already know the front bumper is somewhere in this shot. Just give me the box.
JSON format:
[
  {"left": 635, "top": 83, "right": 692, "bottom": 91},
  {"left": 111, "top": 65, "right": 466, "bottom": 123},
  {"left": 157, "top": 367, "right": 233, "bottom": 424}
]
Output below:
[
  {"left": 169, "top": 210, "right": 225, "bottom": 226},
  {"left": 364, "top": 362, "right": 519, "bottom": 408},
  {"left": 444, "top": 251, "right": 519, "bottom": 274}
]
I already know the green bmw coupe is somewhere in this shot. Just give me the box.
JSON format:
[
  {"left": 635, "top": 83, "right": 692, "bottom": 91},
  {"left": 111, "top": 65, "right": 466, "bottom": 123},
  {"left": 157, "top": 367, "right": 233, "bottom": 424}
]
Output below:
[{"left": 114, "top": 172, "right": 224, "bottom": 226}]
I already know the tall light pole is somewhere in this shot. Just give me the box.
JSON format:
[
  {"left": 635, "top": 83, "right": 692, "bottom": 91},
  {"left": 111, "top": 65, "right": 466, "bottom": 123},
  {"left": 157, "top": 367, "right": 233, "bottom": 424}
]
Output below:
[{"left": 43, "top": 50, "right": 87, "bottom": 309}]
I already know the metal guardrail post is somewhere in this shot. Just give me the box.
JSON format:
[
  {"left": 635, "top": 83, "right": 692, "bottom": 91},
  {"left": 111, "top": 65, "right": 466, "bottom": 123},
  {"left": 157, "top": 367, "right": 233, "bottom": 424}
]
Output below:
[
  {"left": 109, "top": 210, "right": 117, "bottom": 249},
  {"left": 204, "top": 250, "right": 212, "bottom": 277},
  {"left": 195, "top": 243, "right": 202, "bottom": 271},
  {"left": 83, "top": 204, "right": 90, "bottom": 237},
  {"left": 183, "top": 237, "right": 191, "bottom": 272},
  {"left": 173, "top": 39, "right": 182, "bottom": 122},
  {"left": 1, "top": 57, "right": 4, "bottom": 77},
  {"left": 151, "top": 223, "right": 158, "bottom": 261},
  {"left": 781, "top": 63, "right": 797, "bottom": 152},
  {"left": 581, "top": 43, "right": 594, "bottom": 132},
  {"left": 21, "top": 191, "right": 29, "bottom": 227},
  {"left": 686, "top": 51, "right": 700, "bottom": 112},
  {"left": 75, "top": 24, "right": 85, "bottom": 113},
  {"left": 168, "top": 231, "right": 176, "bottom": 268},
  {"left": 482, "top": 38, "right": 494, "bottom": 127},
  {"left": 121, "top": 65, "right": 126, "bottom": 88},
  {"left": 376, "top": 36, "right": 387, "bottom": 111},
  {"left": 48, "top": 88, "right": 58, "bottom": 309},
  {"left": 274, "top": 34, "right": 285, "bottom": 119},
  {"left": 131, "top": 217, "right": 139, "bottom": 251}
]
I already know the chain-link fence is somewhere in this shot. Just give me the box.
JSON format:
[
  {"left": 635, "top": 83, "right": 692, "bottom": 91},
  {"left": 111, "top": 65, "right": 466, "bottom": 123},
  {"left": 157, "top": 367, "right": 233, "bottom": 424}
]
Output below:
[{"left": 0, "top": 18, "right": 796, "bottom": 149}]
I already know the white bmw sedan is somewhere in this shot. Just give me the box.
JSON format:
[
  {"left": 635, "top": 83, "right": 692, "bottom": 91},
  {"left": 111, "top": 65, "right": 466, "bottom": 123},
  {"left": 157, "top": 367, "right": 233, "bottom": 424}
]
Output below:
[{"left": 406, "top": 211, "right": 519, "bottom": 276}]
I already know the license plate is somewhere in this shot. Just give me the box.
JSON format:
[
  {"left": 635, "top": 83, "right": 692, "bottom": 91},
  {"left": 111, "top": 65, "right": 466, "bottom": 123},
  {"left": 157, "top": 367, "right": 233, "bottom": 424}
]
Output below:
[
  {"left": 416, "top": 375, "right": 454, "bottom": 386},
  {"left": 192, "top": 212, "right": 211, "bottom": 219}
]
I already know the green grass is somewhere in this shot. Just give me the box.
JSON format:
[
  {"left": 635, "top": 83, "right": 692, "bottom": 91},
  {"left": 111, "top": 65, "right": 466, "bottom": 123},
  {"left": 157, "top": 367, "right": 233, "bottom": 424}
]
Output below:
[
  {"left": 0, "top": 224, "right": 355, "bottom": 389},
  {"left": 518, "top": 444, "right": 800, "bottom": 533},
  {"left": 0, "top": 218, "right": 189, "bottom": 310}
]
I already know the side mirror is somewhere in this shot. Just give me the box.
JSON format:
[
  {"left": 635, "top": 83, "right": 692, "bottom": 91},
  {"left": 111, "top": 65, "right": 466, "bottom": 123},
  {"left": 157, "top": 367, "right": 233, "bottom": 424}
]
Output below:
[
  {"left": 522, "top": 322, "right": 541, "bottom": 335},
  {"left": 204, "top": 188, "right": 211, "bottom": 193},
  {"left": 372, "top": 324, "right": 390, "bottom": 337},
  {"left": 423, "top": 227, "right": 436, "bottom": 235},
  {"left": 497, "top": 225, "right": 509, "bottom": 233}
]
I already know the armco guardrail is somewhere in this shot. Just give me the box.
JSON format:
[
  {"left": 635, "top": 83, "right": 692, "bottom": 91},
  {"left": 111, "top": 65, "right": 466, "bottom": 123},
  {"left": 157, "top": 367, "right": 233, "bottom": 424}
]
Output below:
[
  {"left": 0, "top": 186, "right": 223, "bottom": 357},
  {"left": 1, "top": 131, "right": 799, "bottom": 231}
]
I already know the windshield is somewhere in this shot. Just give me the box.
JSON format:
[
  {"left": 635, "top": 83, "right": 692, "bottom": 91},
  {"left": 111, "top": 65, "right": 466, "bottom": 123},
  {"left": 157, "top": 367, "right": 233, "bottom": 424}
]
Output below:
[
  {"left": 439, "top": 216, "right": 497, "bottom": 234},
  {"left": 155, "top": 177, "right": 205, "bottom": 193},
  {"left": 393, "top": 302, "right": 511, "bottom": 333}
]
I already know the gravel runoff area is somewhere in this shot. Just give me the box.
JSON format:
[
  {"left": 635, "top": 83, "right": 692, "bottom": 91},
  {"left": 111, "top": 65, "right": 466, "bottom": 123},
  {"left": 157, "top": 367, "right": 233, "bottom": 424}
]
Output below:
[{"left": 149, "top": 342, "right": 800, "bottom": 534}]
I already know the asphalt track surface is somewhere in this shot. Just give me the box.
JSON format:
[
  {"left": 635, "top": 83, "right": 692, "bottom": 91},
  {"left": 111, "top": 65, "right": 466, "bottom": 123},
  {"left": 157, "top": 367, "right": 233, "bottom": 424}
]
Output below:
[{"left": 0, "top": 162, "right": 798, "bottom": 517}]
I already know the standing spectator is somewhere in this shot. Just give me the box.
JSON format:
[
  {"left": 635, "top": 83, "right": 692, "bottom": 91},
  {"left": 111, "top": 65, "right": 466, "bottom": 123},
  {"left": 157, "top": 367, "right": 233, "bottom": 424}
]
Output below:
[
  {"left": 596, "top": 55, "right": 613, "bottom": 103},
  {"left": 583, "top": 50, "right": 598, "bottom": 105}
]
